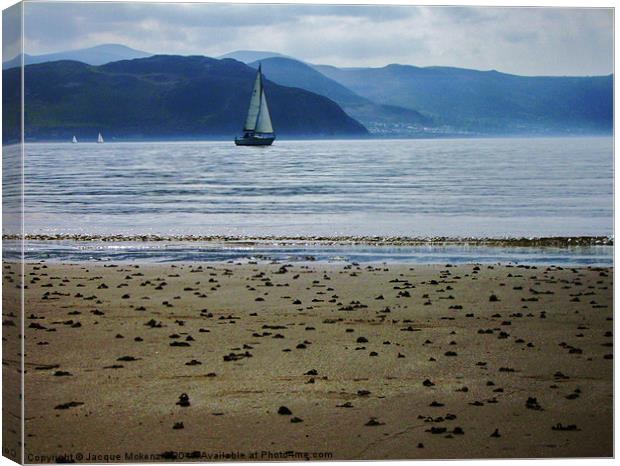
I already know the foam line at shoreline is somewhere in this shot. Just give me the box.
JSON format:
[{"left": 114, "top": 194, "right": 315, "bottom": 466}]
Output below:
[{"left": 4, "top": 234, "right": 614, "bottom": 247}]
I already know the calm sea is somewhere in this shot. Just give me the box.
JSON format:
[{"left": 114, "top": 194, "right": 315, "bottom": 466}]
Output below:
[
  {"left": 6, "top": 137, "right": 612, "bottom": 265},
  {"left": 22, "top": 137, "right": 612, "bottom": 238}
]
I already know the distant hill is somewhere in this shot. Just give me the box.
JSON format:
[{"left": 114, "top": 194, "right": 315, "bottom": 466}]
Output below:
[
  {"left": 314, "top": 64, "right": 613, "bottom": 134},
  {"left": 4, "top": 42, "right": 611, "bottom": 138},
  {"left": 3, "top": 55, "right": 368, "bottom": 142},
  {"left": 218, "top": 50, "right": 287, "bottom": 63},
  {"left": 2, "top": 44, "right": 152, "bottom": 69},
  {"left": 250, "top": 57, "right": 431, "bottom": 136}
]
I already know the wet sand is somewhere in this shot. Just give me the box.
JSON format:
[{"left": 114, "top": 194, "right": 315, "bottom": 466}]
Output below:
[{"left": 8, "top": 261, "right": 613, "bottom": 460}]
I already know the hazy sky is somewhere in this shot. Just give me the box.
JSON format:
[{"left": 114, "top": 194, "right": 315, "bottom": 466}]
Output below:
[{"left": 13, "top": 2, "right": 615, "bottom": 75}]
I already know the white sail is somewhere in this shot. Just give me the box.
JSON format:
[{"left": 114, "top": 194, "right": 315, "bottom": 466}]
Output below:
[
  {"left": 72, "top": 136, "right": 77, "bottom": 143},
  {"left": 97, "top": 133, "right": 104, "bottom": 143},
  {"left": 236, "top": 65, "right": 275, "bottom": 145},
  {"left": 255, "top": 89, "right": 273, "bottom": 134},
  {"left": 243, "top": 71, "right": 262, "bottom": 131}
]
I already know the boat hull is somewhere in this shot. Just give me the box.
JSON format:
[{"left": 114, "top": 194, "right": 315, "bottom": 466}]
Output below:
[{"left": 235, "top": 136, "right": 275, "bottom": 146}]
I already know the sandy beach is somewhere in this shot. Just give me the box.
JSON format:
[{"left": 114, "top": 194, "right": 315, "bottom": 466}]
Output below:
[{"left": 7, "top": 261, "right": 613, "bottom": 460}]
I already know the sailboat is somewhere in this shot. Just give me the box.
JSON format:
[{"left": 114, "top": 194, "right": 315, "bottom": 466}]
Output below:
[
  {"left": 97, "top": 132, "right": 104, "bottom": 144},
  {"left": 72, "top": 136, "right": 78, "bottom": 143},
  {"left": 235, "top": 64, "right": 275, "bottom": 146}
]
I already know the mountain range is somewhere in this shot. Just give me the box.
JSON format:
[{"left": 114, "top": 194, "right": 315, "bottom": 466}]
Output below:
[
  {"left": 3, "top": 55, "right": 366, "bottom": 142},
  {"left": 2, "top": 45, "right": 613, "bottom": 141},
  {"left": 218, "top": 49, "right": 613, "bottom": 135},
  {"left": 314, "top": 64, "right": 613, "bottom": 134}
]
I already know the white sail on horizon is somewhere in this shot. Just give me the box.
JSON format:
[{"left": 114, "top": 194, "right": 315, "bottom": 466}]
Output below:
[
  {"left": 242, "top": 66, "right": 274, "bottom": 135},
  {"left": 97, "top": 132, "right": 104, "bottom": 143},
  {"left": 72, "top": 136, "right": 78, "bottom": 143}
]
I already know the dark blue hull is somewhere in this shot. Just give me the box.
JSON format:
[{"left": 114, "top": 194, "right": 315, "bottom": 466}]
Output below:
[{"left": 235, "top": 135, "right": 275, "bottom": 146}]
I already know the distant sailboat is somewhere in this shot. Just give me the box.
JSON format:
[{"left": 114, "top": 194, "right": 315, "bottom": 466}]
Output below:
[
  {"left": 235, "top": 64, "right": 275, "bottom": 146},
  {"left": 97, "top": 132, "right": 104, "bottom": 143},
  {"left": 72, "top": 136, "right": 78, "bottom": 143}
]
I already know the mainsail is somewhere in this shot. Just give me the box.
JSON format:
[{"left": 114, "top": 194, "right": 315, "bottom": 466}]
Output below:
[
  {"left": 97, "top": 133, "right": 104, "bottom": 143},
  {"left": 72, "top": 136, "right": 78, "bottom": 143},
  {"left": 243, "top": 65, "right": 274, "bottom": 135},
  {"left": 244, "top": 70, "right": 262, "bottom": 132}
]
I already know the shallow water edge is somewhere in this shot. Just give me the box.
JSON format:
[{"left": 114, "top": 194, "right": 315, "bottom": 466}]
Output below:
[{"left": 5, "top": 237, "right": 614, "bottom": 266}]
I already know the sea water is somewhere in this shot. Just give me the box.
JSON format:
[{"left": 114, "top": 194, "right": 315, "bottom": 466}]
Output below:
[
  {"left": 20, "top": 137, "right": 612, "bottom": 238},
  {"left": 9, "top": 137, "right": 613, "bottom": 264}
]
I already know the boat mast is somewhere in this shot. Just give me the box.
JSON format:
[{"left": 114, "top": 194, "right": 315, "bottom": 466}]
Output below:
[{"left": 253, "top": 64, "right": 263, "bottom": 132}]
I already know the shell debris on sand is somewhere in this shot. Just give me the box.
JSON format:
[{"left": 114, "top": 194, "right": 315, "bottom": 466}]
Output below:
[{"left": 16, "top": 261, "right": 613, "bottom": 459}]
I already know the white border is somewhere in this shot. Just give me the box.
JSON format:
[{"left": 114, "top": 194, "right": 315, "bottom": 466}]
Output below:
[{"left": 0, "top": 1, "right": 615, "bottom": 466}]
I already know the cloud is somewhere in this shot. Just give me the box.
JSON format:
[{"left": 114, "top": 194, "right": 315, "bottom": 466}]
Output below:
[{"left": 22, "top": 3, "right": 613, "bottom": 76}]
